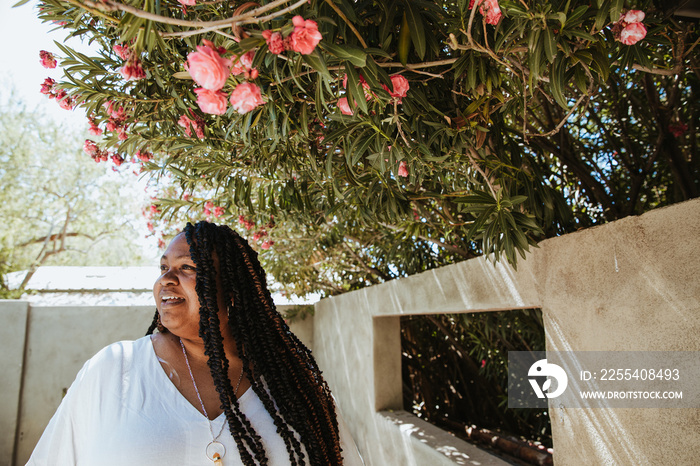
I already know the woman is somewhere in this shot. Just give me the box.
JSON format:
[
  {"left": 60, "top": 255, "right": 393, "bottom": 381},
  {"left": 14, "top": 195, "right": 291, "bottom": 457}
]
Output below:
[{"left": 28, "top": 221, "right": 363, "bottom": 465}]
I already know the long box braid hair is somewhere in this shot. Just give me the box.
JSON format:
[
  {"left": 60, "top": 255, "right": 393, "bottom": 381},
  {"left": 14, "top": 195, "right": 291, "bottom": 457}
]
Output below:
[{"left": 147, "top": 221, "right": 343, "bottom": 465}]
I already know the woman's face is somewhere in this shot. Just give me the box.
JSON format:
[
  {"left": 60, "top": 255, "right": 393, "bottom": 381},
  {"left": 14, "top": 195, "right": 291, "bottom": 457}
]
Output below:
[{"left": 153, "top": 233, "right": 203, "bottom": 340}]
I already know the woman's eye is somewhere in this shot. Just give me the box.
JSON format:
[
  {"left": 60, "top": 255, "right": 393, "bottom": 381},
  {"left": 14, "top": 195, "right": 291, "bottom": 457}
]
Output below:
[
  {"left": 159, "top": 264, "right": 168, "bottom": 271},
  {"left": 182, "top": 264, "right": 196, "bottom": 271}
]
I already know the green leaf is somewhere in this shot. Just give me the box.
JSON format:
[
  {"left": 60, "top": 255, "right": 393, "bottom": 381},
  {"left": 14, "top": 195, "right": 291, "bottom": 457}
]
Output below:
[
  {"left": 544, "top": 29, "right": 556, "bottom": 64},
  {"left": 345, "top": 63, "right": 368, "bottom": 115},
  {"left": 302, "top": 50, "right": 332, "bottom": 81},
  {"left": 320, "top": 43, "right": 367, "bottom": 67},
  {"left": 404, "top": 2, "right": 426, "bottom": 60},
  {"left": 610, "top": 0, "right": 624, "bottom": 22},
  {"left": 550, "top": 56, "right": 568, "bottom": 109}
]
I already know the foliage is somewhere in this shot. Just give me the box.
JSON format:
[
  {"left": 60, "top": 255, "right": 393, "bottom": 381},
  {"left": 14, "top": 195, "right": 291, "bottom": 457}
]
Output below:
[
  {"left": 402, "top": 310, "right": 551, "bottom": 447},
  {"left": 27, "top": 0, "right": 699, "bottom": 297},
  {"left": 0, "top": 96, "right": 150, "bottom": 297}
]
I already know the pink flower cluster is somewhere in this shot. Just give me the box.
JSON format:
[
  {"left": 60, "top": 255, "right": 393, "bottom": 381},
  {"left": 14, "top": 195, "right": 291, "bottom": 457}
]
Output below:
[
  {"left": 113, "top": 43, "right": 146, "bottom": 80},
  {"left": 120, "top": 59, "right": 146, "bottom": 81},
  {"left": 103, "top": 101, "right": 130, "bottom": 140},
  {"left": 183, "top": 16, "right": 321, "bottom": 116},
  {"left": 470, "top": 0, "right": 502, "bottom": 26},
  {"left": 178, "top": 113, "right": 206, "bottom": 138},
  {"left": 39, "top": 77, "right": 73, "bottom": 110},
  {"left": 251, "top": 228, "right": 274, "bottom": 249},
  {"left": 398, "top": 161, "right": 409, "bottom": 178},
  {"left": 262, "top": 16, "right": 323, "bottom": 56},
  {"left": 88, "top": 117, "right": 103, "bottom": 136},
  {"left": 204, "top": 201, "right": 225, "bottom": 218},
  {"left": 186, "top": 40, "right": 264, "bottom": 115},
  {"left": 337, "top": 74, "right": 410, "bottom": 115},
  {"left": 613, "top": 10, "right": 647, "bottom": 46},
  {"left": 83, "top": 139, "right": 108, "bottom": 162},
  {"left": 238, "top": 215, "right": 255, "bottom": 230},
  {"left": 135, "top": 149, "right": 153, "bottom": 162},
  {"left": 669, "top": 121, "right": 688, "bottom": 138},
  {"left": 39, "top": 50, "right": 57, "bottom": 69}
]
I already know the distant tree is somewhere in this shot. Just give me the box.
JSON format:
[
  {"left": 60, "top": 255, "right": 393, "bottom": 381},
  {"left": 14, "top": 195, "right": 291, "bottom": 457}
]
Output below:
[{"left": 0, "top": 96, "right": 150, "bottom": 297}]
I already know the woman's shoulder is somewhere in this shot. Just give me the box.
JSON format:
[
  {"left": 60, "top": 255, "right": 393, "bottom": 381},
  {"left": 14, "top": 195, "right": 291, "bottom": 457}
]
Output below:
[{"left": 77, "top": 336, "right": 153, "bottom": 382}]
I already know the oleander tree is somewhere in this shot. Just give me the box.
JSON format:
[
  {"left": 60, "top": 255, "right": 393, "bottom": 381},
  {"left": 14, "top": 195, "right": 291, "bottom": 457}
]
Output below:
[{"left": 25, "top": 0, "right": 699, "bottom": 297}]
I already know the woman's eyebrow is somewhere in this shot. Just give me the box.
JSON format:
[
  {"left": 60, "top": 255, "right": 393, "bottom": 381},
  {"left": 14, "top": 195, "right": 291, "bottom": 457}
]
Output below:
[{"left": 160, "top": 254, "right": 193, "bottom": 261}]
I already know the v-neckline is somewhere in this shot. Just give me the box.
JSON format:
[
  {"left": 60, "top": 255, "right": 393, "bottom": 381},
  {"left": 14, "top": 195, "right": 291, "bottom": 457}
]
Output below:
[{"left": 148, "top": 335, "right": 250, "bottom": 422}]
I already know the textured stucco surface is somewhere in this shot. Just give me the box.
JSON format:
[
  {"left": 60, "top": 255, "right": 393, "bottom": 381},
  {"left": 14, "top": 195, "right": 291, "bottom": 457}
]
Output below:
[
  {"left": 314, "top": 198, "right": 700, "bottom": 465},
  {"left": 0, "top": 301, "right": 28, "bottom": 466}
]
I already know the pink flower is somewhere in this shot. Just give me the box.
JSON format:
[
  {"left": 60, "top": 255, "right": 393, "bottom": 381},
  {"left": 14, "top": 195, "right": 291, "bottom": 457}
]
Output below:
[
  {"left": 623, "top": 10, "right": 645, "bottom": 23},
  {"left": 289, "top": 16, "right": 323, "bottom": 55},
  {"left": 260, "top": 240, "right": 273, "bottom": 250},
  {"left": 117, "top": 127, "right": 128, "bottom": 140},
  {"left": 398, "top": 161, "right": 409, "bottom": 178},
  {"left": 178, "top": 114, "right": 205, "bottom": 138},
  {"left": 252, "top": 230, "right": 267, "bottom": 241},
  {"left": 238, "top": 215, "right": 255, "bottom": 230},
  {"left": 213, "top": 206, "right": 224, "bottom": 218},
  {"left": 39, "top": 50, "right": 57, "bottom": 69},
  {"left": 120, "top": 59, "right": 146, "bottom": 80},
  {"left": 669, "top": 122, "right": 688, "bottom": 137},
  {"left": 83, "top": 139, "right": 99, "bottom": 156},
  {"left": 88, "top": 118, "right": 103, "bottom": 136},
  {"left": 262, "top": 30, "right": 285, "bottom": 54},
  {"left": 178, "top": 0, "right": 196, "bottom": 5},
  {"left": 194, "top": 88, "right": 228, "bottom": 115},
  {"left": 40, "top": 77, "right": 55, "bottom": 95},
  {"left": 104, "top": 101, "right": 126, "bottom": 120},
  {"left": 178, "top": 114, "right": 196, "bottom": 136},
  {"left": 113, "top": 44, "right": 131, "bottom": 60},
  {"left": 55, "top": 91, "right": 73, "bottom": 110},
  {"left": 620, "top": 22, "right": 647, "bottom": 45},
  {"left": 229, "top": 82, "right": 264, "bottom": 114},
  {"left": 204, "top": 201, "right": 214, "bottom": 216},
  {"left": 111, "top": 153, "right": 125, "bottom": 166},
  {"left": 337, "top": 97, "right": 353, "bottom": 115},
  {"left": 231, "top": 50, "right": 256, "bottom": 76},
  {"left": 136, "top": 150, "right": 153, "bottom": 162},
  {"left": 187, "top": 42, "right": 232, "bottom": 90},
  {"left": 385, "top": 75, "right": 409, "bottom": 100},
  {"left": 479, "top": 0, "right": 502, "bottom": 25}
]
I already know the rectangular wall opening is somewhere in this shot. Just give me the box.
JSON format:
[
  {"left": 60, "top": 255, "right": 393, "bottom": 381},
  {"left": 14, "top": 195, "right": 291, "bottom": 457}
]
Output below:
[{"left": 401, "top": 308, "right": 552, "bottom": 466}]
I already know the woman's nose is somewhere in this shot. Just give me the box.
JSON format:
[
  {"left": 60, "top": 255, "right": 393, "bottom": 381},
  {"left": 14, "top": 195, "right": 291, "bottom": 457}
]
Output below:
[{"left": 158, "top": 268, "right": 178, "bottom": 285}]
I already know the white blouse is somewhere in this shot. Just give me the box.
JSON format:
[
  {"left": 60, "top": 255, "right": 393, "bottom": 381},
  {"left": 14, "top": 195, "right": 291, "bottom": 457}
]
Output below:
[{"left": 27, "top": 336, "right": 363, "bottom": 465}]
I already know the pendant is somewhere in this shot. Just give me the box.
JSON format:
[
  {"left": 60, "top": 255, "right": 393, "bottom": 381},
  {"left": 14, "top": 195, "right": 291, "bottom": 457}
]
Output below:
[{"left": 206, "top": 440, "right": 226, "bottom": 464}]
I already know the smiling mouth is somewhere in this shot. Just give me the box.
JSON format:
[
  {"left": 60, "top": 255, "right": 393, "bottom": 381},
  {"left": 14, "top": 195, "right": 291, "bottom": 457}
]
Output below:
[{"left": 161, "top": 296, "right": 185, "bottom": 305}]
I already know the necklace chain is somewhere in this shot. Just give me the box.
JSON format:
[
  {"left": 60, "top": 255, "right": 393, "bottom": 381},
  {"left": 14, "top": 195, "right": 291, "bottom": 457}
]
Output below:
[{"left": 179, "top": 338, "right": 244, "bottom": 443}]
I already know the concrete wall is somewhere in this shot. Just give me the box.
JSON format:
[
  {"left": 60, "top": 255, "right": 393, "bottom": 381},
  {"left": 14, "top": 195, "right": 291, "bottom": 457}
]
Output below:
[
  {"left": 314, "top": 198, "right": 700, "bottom": 465},
  {"left": 0, "top": 303, "right": 312, "bottom": 466}
]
